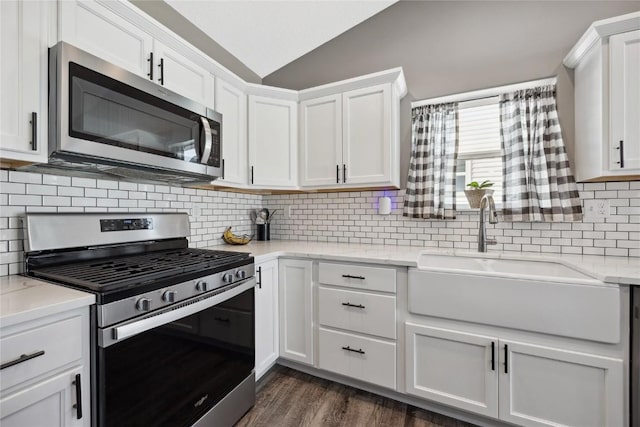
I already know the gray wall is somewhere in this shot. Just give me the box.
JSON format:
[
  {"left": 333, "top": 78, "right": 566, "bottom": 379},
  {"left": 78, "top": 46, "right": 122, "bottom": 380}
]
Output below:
[
  {"left": 263, "top": 1, "right": 640, "bottom": 187},
  {"left": 130, "top": 0, "right": 261, "bottom": 84}
]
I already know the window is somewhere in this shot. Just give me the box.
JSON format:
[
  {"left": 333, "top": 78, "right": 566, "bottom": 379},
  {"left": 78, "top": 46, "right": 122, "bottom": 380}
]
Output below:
[{"left": 455, "top": 97, "right": 503, "bottom": 208}]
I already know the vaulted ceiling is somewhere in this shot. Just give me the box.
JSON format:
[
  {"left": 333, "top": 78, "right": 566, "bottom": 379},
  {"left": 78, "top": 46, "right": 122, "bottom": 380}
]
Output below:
[{"left": 164, "top": 0, "right": 397, "bottom": 78}]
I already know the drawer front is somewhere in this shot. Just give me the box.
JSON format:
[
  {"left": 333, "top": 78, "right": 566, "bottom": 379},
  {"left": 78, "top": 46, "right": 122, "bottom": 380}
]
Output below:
[
  {"left": 318, "top": 327, "right": 396, "bottom": 389},
  {"left": 1, "top": 316, "right": 83, "bottom": 390},
  {"left": 318, "top": 262, "right": 396, "bottom": 293},
  {"left": 318, "top": 287, "right": 396, "bottom": 339}
]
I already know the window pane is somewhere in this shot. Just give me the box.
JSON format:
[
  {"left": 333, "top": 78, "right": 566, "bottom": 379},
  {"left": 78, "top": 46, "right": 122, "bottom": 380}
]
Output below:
[{"left": 458, "top": 101, "right": 501, "bottom": 155}]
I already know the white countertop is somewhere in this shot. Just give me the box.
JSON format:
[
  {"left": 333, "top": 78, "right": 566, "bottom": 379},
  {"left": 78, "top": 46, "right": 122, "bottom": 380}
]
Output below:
[
  {"left": 0, "top": 275, "right": 95, "bottom": 328},
  {"left": 216, "top": 240, "right": 640, "bottom": 286}
]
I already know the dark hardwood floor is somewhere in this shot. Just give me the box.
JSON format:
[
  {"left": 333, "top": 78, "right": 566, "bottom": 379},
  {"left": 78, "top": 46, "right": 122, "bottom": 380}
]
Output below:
[{"left": 236, "top": 366, "right": 477, "bottom": 427}]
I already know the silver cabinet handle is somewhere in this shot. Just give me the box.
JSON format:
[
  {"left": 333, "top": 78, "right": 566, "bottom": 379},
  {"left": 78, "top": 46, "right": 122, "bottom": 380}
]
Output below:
[{"left": 200, "top": 117, "right": 212, "bottom": 165}]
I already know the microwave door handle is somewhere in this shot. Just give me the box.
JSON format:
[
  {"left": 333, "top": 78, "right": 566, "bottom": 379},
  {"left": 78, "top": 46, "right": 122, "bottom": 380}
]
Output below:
[{"left": 200, "top": 117, "right": 213, "bottom": 165}]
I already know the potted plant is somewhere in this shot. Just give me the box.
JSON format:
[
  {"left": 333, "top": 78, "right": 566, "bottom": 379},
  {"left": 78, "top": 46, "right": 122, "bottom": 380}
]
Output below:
[{"left": 464, "top": 180, "right": 495, "bottom": 208}]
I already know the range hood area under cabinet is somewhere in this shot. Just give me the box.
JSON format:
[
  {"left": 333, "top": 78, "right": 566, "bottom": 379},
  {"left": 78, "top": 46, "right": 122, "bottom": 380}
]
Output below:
[{"left": 0, "top": 0, "right": 407, "bottom": 191}]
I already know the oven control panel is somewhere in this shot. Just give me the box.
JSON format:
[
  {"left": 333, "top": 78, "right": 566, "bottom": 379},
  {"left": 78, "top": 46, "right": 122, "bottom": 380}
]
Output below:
[{"left": 100, "top": 218, "right": 154, "bottom": 232}]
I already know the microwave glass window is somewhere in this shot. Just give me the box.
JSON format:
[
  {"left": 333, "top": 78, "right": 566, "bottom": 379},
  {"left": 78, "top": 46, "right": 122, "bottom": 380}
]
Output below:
[{"left": 69, "top": 63, "right": 202, "bottom": 163}]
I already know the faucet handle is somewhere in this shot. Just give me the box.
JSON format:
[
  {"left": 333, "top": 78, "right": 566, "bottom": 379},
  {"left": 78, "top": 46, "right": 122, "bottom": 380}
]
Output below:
[{"left": 489, "top": 211, "right": 498, "bottom": 224}]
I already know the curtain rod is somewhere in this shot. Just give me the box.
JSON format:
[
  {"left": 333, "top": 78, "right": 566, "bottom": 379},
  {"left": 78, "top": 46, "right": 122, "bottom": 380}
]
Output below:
[{"left": 411, "top": 76, "right": 558, "bottom": 109}]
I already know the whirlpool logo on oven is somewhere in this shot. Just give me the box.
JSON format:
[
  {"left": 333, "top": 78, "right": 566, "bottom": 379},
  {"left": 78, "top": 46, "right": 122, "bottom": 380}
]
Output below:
[{"left": 194, "top": 394, "right": 209, "bottom": 408}]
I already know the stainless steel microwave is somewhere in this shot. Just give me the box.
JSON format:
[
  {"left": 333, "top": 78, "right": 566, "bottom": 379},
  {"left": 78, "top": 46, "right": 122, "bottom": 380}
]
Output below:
[{"left": 48, "top": 42, "right": 222, "bottom": 183}]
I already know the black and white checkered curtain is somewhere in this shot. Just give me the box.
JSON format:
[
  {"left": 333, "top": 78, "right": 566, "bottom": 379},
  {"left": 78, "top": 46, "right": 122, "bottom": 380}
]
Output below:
[
  {"left": 404, "top": 103, "right": 458, "bottom": 219},
  {"left": 500, "top": 85, "right": 582, "bottom": 222}
]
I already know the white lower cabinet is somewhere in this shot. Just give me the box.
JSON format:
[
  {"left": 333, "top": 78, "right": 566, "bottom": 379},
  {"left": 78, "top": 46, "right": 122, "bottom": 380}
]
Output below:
[
  {"left": 0, "top": 367, "right": 84, "bottom": 427},
  {"left": 318, "top": 328, "right": 396, "bottom": 389},
  {"left": 278, "top": 259, "right": 314, "bottom": 365},
  {"left": 255, "top": 259, "right": 279, "bottom": 379},
  {"left": 499, "top": 340, "right": 623, "bottom": 427},
  {"left": 405, "top": 323, "right": 498, "bottom": 418},
  {"left": 406, "top": 323, "right": 624, "bottom": 427},
  {"left": 0, "top": 308, "right": 91, "bottom": 427}
]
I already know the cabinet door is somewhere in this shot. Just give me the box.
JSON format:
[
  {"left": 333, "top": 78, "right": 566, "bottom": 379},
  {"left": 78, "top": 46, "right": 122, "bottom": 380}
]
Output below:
[
  {"left": 342, "top": 84, "right": 392, "bottom": 185},
  {"left": 215, "top": 79, "right": 247, "bottom": 186},
  {"left": 405, "top": 323, "right": 498, "bottom": 418},
  {"left": 255, "top": 259, "right": 278, "bottom": 379},
  {"left": 610, "top": 30, "right": 640, "bottom": 171},
  {"left": 299, "top": 94, "right": 343, "bottom": 187},
  {"left": 153, "top": 40, "right": 215, "bottom": 108},
  {"left": 248, "top": 96, "right": 298, "bottom": 188},
  {"left": 278, "top": 259, "right": 313, "bottom": 365},
  {"left": 1, "top": 367, "right": 85, "bottom": 427},
  {"left": 0, "top": 0, "right": 48, "bottom": 162},
  {"left": 58, "top": 1, "right": 153, "bottom": 78},
  {"left": 499, "top": 340, "right": 623, "bottom": 427}
]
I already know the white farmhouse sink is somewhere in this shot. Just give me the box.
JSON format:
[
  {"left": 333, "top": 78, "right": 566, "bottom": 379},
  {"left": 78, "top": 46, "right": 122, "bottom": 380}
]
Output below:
[{"left": 417, "top": 252, "right": 597, "bottom": 283}]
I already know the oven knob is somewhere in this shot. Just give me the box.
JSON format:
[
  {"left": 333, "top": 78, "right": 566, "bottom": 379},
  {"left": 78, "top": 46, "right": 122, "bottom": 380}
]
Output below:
[
  {"left": 136, "top": 298, "right": 151, "bottom": 311},
  {"left": 222, "top": 273, "right": 234, "bottom": 284},
  {"left": 162, "top": 290, "right": 177, "bottom": 303},
  {"left": 235, "top": 269, "right": 246, "bottom": 280},
  {"left": 195, "top": 281, "right": 209, "bottom": 292}
]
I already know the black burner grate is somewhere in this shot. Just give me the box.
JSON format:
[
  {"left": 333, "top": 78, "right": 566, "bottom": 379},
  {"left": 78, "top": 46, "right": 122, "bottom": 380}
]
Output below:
[{"left": 32, "top": 249, "right": 249, "bottom": 291}]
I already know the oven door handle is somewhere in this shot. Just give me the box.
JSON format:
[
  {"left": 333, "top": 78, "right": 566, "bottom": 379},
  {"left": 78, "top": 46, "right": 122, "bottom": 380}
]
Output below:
[
  {"left": 99, "top": 278, "right": 255, "bottom": 348},
  {"left": 200, "top": 117, "right": 213, "bottom": 165}
]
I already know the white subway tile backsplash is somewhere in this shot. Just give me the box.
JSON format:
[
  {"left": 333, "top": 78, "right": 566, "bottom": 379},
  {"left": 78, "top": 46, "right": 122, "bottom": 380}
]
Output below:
[
  {"left": 26, "top": 184, "right": 57, "bottom": 196},
  {"left": 118, "top": 181, "right": 137, "bottom": 191},
  {"left": 265, "top": 182, "right": 639, "bottom": 258},
  {"left": 42, "top": 174, "right": 71, "bottom": 186},
  {"left": 8, "top": 171, "right": 41, "bottom": 184},
  {"left": 58, "top": 186, "right": 84, "bottom": 197},
  {"left": 1, "top": 169, "right": 638, "bottom": 277},
  {"left": 72, "top": 177, "right": 97, "bottom": 188},
  {"left": 9, "top": 195, "right": 41, "bottom": 206}
]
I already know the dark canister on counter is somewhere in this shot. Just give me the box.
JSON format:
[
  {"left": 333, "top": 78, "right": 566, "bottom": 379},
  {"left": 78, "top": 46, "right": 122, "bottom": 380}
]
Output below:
[{"left": 256, "top": 223, "right": 270, "bottom": 241}]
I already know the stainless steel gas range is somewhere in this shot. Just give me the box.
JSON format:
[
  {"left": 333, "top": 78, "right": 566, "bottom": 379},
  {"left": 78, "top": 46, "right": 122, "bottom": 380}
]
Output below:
[{"left": 23, "top": 213, "right": 255, "bottom": 427}]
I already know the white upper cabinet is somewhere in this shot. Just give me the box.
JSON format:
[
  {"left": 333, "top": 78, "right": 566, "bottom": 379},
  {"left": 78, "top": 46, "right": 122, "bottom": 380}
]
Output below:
[
  {"left": 609, "top": 30, "right": 640, "bottom": 171},
  {"left": 215, "top": 79, "right": 248, "bottom": 186},
  {"left": 58, "top": 1, "right": 215, "bottom": 108},
  {"left": 248, "top": 94, "right": 298, "bottom": 188},
  {"left": 342, "top": 84, "right": 392, "bottom": 186},
  {"left": 0, "top": 0, "right": 49, "bottom": 163},
  {"left": 564, "top": 12, "right": 640, "bottom": 181},
  {"left": 152, "top": 40, "right": 214, "bottom": 108},
  {"left": 299, "top": 94, "right": 343, "bottom": 186},
  {"left": 58, "top": 1, "right": 153, "bottom": 78},
  {"left": 298, "top": 70, "right": 405, "bottom": 190}
]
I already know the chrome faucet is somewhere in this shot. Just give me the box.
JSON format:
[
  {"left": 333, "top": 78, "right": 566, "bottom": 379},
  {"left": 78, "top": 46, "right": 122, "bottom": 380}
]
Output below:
[{"left": 478, "top": 194, "right": 498, "bottom": 252}]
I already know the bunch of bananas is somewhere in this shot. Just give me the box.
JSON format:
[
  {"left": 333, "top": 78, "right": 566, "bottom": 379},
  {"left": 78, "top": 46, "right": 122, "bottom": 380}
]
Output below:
[{"left": 222, "top": 226, "right": 252, "bottom": 245}]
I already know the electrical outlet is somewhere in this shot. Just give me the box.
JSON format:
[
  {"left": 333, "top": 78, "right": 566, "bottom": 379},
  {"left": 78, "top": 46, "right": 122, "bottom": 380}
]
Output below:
[
  {"left": 584, "top": 199, "right": 610, "bottom": 218},
  {"left": 286, "top": 205, "right": 294, "bottom": 219}
]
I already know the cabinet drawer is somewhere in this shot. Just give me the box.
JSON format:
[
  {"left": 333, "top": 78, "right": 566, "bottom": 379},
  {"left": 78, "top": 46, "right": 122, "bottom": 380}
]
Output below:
[
  {"left": 318, "top": 262, "right": 396, "bottom": 293},
  {"left": 318, "top": 328, "right": 396, "bottom": 389},
  {"left": 318, "top": 287, "right": 396, "bottom": 339},
  {"left": 1, "top": 316, "right": 83, "bottom": 390}
]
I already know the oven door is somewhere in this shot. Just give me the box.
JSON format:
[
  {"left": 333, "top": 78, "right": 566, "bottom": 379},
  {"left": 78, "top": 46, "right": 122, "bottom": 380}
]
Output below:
[{"left": 96, "top": 279, "right": 255, "bottom": 427}]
